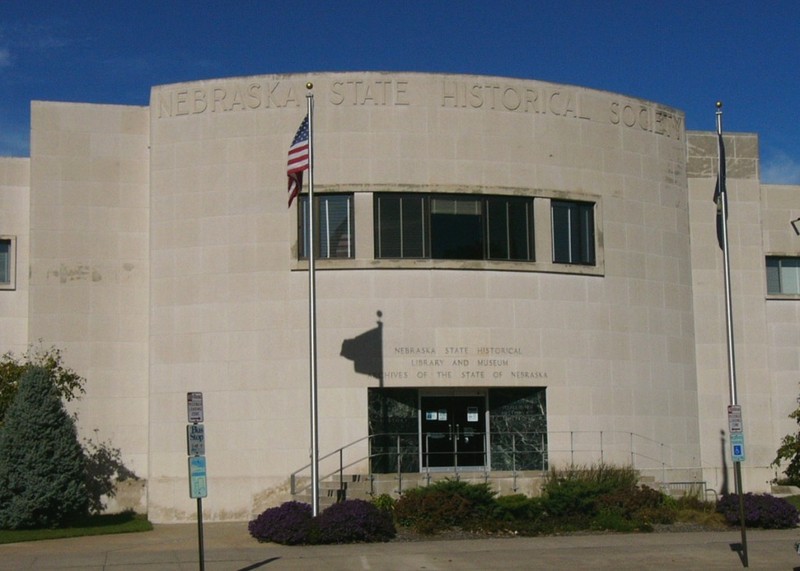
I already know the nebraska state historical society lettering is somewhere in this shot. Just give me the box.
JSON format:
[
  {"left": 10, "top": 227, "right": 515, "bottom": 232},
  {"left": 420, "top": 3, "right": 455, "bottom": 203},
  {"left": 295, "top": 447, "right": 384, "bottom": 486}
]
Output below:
[{"left": 156, "top": 77, "right": 683, "bottom": 140}]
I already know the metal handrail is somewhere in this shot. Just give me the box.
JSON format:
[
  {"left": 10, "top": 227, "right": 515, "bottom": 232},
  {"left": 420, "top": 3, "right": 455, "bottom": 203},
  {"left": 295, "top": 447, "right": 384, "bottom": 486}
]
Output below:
[{"left": 289, "top": 429, "right": 697, "bottom": 497}]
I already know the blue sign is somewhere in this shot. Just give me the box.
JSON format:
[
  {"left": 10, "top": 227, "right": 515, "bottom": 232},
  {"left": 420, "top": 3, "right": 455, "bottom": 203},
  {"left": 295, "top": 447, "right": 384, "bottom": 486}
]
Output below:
[
  {"left": 189, "top": 455, "right": 208, "bottom": 498},
  {"left": 730, "top": 433, "right": 745, "bottom": 462}
]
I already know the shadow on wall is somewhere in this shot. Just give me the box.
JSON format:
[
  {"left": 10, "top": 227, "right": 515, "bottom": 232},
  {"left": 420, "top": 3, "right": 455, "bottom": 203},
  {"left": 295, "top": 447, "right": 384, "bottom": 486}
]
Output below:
[{"left": 339, "top": 311, "right": 384, "bottom": 384}]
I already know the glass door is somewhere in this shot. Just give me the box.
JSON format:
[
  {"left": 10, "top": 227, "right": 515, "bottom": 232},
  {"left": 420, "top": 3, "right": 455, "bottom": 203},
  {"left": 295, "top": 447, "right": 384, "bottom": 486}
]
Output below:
[{"left": 421, "top": 395, "right": 486, "bottom": 469}]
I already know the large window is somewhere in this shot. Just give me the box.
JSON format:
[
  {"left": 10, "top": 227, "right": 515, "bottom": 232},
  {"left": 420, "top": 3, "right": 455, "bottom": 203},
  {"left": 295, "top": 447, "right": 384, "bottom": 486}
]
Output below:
[
  {"left": 374, "top": 193, "right": 534, "bottom": 261},
  {"left": 299, "top": 194, "right": 354, "bottom": 259},
  {"left": 551, "top": 200, "right": 595, "bottom": 265},
  {"left": 766, "top": 256, "right": 800, "bottom": 295},
  {"left": 0, "top": 237, "right": 15, "bottom": 290}
]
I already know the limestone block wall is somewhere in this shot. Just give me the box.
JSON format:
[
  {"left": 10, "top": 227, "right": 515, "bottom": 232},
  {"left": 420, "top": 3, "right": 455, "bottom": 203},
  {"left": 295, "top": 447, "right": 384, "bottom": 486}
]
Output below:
[
  {"left": 0, "top": 158, "right": 30, "bottom": 355},
  {"left": 27, "top": 101, "right": 151, "bottom": 497}
]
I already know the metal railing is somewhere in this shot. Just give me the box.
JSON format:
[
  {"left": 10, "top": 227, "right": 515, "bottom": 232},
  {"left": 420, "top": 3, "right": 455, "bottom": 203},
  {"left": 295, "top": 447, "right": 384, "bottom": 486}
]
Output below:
[{"left": 289, "top": 429, "right": 698, "bottom": 498}]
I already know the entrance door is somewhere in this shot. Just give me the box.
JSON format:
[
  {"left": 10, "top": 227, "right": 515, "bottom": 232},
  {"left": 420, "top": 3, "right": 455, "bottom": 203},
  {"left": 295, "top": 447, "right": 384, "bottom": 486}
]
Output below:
[{"left": 421, "top": 395, "right": 486, "bottom": 469}]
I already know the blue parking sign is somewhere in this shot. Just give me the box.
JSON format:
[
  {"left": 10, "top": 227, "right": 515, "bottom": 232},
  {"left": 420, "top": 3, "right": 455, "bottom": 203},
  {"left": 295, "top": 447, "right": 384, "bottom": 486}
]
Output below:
[{"left": 730, "top": 433, "right": 745, "bottom": 462}]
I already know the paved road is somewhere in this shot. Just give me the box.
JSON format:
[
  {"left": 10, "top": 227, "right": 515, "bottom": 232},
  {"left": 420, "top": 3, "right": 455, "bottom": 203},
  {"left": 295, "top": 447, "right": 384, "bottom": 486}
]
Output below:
[{"left": 1, "top": 522, "right": 800, "bottom": 570}]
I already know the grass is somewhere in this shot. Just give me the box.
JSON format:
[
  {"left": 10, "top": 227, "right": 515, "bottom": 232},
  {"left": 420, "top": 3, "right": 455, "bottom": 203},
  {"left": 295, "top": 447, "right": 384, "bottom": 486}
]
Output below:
[
  {"left": 0, "top": 512, "right": 152, "bottom": 544},
  {"left": 784, "top": 494, "right": 800, "bottom": 511}
]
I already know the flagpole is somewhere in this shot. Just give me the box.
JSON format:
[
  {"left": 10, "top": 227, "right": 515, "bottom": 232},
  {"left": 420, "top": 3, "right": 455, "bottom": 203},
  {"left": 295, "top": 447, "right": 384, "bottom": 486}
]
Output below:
[
  {"left": 306, "top": 84, "right": 320, "bottom": 516},
  {"left": 716, "top": 101, "right": 748, "bottom": 567}
]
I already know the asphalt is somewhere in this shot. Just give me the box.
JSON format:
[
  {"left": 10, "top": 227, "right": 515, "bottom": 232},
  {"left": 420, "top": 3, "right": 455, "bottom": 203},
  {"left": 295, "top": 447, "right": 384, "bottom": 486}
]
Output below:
[{"left": 1, "top": 522, "right": 800, "bottom": 570}]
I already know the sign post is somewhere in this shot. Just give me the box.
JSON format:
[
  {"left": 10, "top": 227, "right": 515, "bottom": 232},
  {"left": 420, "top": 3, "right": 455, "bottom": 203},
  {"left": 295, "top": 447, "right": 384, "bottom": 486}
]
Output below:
[{"left": 187, "top": 392, "right": 206, "bottom": 571}]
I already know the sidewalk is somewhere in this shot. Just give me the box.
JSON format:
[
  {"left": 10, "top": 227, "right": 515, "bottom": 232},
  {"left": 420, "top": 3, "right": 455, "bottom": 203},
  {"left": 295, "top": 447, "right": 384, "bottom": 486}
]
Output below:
[{"left": 1, "top": 522, "right": 800, "bottom": 570}]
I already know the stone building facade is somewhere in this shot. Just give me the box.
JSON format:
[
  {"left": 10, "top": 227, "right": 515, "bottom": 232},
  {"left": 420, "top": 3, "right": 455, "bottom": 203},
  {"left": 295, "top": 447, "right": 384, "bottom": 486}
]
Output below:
[{"left": 0, "top": 72, "right": 798, "bottom": 523}]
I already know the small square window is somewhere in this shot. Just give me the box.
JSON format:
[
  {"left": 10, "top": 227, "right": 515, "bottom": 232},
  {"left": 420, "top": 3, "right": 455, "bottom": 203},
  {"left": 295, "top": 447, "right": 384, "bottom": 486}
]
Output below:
[
  {"left": 766, "top": 256, "right": 800, "bottom": 295},
  {"left": 299, "top": 194, "right": 354, "bottom": 259},
  {"left": 0, "top": 236, "right": 16, "bottom": 290},
  {"left": 551, "top": 200, "right": 595, "bottom": 265}
]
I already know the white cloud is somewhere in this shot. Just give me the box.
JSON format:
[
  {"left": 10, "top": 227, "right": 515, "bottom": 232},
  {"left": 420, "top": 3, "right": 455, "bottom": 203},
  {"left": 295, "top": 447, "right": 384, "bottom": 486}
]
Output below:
[
  {"left": 0, "top": 47, "right": 10, "bottom": 68},
  {"left": 762, "top": 151, "right": 800, "bottom": 185}
]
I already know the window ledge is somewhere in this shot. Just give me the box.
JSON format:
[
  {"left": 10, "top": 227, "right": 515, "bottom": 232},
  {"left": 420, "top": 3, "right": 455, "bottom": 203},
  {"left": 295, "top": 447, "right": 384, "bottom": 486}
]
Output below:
[
  {"left": 766, "top": 294, "right": 800, "bottom": 301},
  {"left": 292, "top": 258, "right": 604, "bottom": 276}
]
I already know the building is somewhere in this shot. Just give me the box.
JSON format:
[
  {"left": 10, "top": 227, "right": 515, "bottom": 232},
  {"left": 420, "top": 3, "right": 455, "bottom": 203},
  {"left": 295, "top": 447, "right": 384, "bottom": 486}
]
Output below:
[{"left": 0, "top": 72, "right": 798, "bottom": 523}]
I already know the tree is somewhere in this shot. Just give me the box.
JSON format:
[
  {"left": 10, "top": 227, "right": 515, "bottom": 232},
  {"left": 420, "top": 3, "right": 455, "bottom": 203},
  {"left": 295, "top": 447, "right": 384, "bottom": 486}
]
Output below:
[
  {"left": 0, "top": 343, "right": 85, "bottom": 426},
  {"left": 772, "top": 405, "right": 800, "bottom": 486},
  {"left": 0, "top": 366, "right": 89, "bottom": 528}
]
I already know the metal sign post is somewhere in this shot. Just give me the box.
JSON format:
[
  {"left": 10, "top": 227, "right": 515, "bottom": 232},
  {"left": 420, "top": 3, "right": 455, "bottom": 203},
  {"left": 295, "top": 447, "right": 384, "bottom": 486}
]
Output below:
[{"left": 187, "top": 392, "right": 207, "bottom": 571}]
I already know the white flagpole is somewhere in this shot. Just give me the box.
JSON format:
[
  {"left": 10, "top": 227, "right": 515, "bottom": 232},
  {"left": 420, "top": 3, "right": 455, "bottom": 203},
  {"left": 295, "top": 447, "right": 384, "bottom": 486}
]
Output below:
[
  {"left": 716, "top": 101, "right": 748, "bottom": 567},
  {"left": 306, "top": 84, "right": 320, "bottom": 516}
]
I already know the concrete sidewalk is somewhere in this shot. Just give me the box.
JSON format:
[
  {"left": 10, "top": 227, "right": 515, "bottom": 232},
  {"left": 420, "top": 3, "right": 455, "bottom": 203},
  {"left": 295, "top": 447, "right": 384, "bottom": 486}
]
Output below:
[{"left": 1, "top": 522, "right": 800, "bottom": 570}]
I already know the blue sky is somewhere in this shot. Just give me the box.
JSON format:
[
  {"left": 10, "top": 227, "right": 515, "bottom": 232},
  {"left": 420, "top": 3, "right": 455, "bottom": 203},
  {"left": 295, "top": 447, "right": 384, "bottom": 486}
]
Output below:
[{"left": 1, "top": 0, "right": 798, "bottom": 183}]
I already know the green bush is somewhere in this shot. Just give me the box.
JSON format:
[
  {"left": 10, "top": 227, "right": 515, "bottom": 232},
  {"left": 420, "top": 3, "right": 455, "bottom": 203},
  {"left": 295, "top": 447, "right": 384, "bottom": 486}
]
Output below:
[
  {"left": 0, "top": 367, "right": 89, "bottom": 529},
  {"left": 394, "top": 480, "right": 498, "bottom": 534},
  {"left": 540, "top": 464, "right": 640, "bottom": 518},
  {"left": 371, "top": 493, "right": 396, "bottom": 513},
  {"left": 596, "top": 485, "right": 675, "bottom": 526},
  {"left": 495, "top": 493, "right": 545, "bottom": 521}
]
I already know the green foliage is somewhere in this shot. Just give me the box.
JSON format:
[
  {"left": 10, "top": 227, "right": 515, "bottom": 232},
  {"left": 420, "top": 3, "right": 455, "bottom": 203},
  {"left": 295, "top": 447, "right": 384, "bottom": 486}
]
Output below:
[
  {"left": 591, "top": 509, "right": 641, "bottom": 532},
  {"left": 540, "top": 463, "right": 640, "bottom": 518},
  {"left": 772, "top": 406, "right": 800, "bottom": 485},
  {"left": 389, "top": 464, "right": 727, "bottom": 537},
  {"left": 495, "top": 493, "right": 545, "bottom": 521},
  {"left": 0, "top": 344, "right": 85, "bottom": 426},
  {"left": 394, "top": 480, "right": 498, "bottom": 534},
  {"left": 371, "top": 493, "right": 396, "bottom": 513},
  {"left": 0, "top": 367, "right": 89, "bottom": 529}
]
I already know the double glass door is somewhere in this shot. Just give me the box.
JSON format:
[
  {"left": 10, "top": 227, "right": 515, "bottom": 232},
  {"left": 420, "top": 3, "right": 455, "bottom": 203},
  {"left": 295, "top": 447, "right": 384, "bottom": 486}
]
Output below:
[{"left": 421, "top": 395, "right": 486, "bottom": 469}]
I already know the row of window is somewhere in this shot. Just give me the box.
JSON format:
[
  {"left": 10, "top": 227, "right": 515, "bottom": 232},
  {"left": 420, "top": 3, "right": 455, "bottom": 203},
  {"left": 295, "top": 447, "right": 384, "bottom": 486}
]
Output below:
[{"left": 299, "top": 193, "right": 596, "bottom": 266}]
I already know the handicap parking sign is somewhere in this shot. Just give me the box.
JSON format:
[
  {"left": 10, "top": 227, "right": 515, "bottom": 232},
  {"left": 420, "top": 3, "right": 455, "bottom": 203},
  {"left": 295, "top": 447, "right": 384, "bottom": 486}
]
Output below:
[{"left": 730, "top": 433, "right": 745, "bottom": 462}]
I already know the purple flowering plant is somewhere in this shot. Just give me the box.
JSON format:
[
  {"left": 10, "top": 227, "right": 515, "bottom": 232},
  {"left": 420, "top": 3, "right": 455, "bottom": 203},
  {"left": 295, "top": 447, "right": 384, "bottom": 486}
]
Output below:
[{"left": 716, "top": 493, "right": 799, "bottom": 529}]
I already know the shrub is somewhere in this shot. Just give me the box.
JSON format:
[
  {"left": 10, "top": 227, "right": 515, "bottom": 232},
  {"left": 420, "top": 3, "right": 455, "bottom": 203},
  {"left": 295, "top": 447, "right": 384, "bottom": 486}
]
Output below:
[
  {"left": 540, "top": 464, "right": 640, "bottom": 519},
  {"left": 596, "top": 485, "right": 675, "bottom": 525},
  {"left": 371, "top": 493, "right": 396, "bottom": 513},
  {"left": 315, "top": 499, "right": 395, "bottom": 543},
  {"left": 716, "top": 493, "right": 799, "bottom": 529},
  {"left": 394, "top": 488, "right": 472, "bottom": 534},
  {"left": 248, "top": 501, "right": 313, "bottom": 544},
  {"left": 394, "top": 480, "right": 498, "bottom": 534},
  {"left": 496, "top": 494, "right": 545, "bottom": 521},
  {"left": 591, "top": 509, "right": 640, "bottom": 532}
]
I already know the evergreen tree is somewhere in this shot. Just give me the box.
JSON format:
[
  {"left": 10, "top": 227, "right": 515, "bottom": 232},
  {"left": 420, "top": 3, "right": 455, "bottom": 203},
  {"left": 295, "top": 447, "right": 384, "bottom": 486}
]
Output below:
[{"left": 0, "top": 366, "right": 89, "bottom": 529}]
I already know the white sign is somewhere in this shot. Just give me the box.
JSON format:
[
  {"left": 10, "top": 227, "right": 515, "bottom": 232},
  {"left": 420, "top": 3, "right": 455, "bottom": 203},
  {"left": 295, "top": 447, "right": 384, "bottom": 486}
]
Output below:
[
  {"left": 187, "top": 423, "right": 205, "bottom": 456},
  {"left": 727, "top": 404, "right": 743, "bottom": 434},
  {"left": 187, "top": 392, "right": 204, "bottom": 423}
]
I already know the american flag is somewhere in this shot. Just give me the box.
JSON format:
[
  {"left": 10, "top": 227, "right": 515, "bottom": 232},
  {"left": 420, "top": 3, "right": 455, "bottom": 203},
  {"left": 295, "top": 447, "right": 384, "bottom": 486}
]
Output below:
[{"left": 287, "top": 115, "right": 309, "bottom": 207}]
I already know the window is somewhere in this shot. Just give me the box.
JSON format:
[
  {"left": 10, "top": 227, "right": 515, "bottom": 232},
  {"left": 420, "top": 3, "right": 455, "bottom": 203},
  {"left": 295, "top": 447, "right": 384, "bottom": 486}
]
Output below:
[
  {"left": 430, "top": 197, "right": 483, "bottom": 259},
  {"left": 766, "top": 257, "right": 800, "bottom": 295},
  {"left": 486, "top": 196, "right": 533, "bottom": 261},
  {"left": 299, "top": 194, "right": 354, "bottom": 259},
  {"left": 0, "top": 236, "right": 15, "bottom": 290},
  {"left": 374, "top": 193, "right": 534, "bottom": 261},
  {"left": 375, "top": 195, "right": 427, "bottom": 258},
  {"left": 551, "top": 200, "right": 595, "bottom": 265}
]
